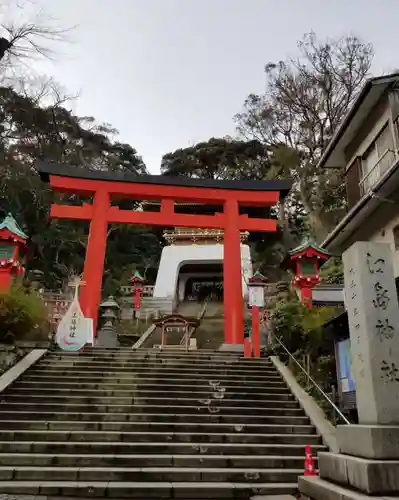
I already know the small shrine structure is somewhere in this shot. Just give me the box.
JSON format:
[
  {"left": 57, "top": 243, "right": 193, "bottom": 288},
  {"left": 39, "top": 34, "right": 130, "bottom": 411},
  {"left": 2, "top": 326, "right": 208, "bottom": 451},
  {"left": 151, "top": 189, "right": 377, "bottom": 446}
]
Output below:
[
  {"left": 153, "top": 313, "right": 200, "bottom": 351},
  {"left": 0, "top": 213, "right": 27, "bottom": 291},
  {"left": 282, "top": 236, "right": 330, "bottom": 307},
  {"left": 146, "top": 201, "right": 253, "bottom": 303}
]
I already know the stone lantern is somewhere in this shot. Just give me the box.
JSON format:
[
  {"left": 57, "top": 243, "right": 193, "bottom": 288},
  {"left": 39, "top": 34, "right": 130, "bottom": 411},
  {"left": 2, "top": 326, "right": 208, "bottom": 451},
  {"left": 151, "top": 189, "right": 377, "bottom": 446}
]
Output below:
[
  {"left": 97, "top": 296, "right": 121, "bottom": 347},
  {"left": 29, "top": 269, "right": 45, "bottom": 291},
  {"left": 0, "top": 213, "right": 27, "bottom": 292},
  {"left": 282, "top": 236, "right": 330, "bottom": 308}
]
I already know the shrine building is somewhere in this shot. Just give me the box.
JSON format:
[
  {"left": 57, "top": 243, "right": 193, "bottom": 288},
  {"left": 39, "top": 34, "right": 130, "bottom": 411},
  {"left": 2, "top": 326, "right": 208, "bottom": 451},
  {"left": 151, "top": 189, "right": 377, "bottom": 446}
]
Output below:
[{"left": 144, "top": 202, "right": 252, "bottom": 303}]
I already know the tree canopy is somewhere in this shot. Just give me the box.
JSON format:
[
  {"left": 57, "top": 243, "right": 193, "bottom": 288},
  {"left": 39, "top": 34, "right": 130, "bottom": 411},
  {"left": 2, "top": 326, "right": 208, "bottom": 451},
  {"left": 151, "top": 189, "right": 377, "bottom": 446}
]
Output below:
[
  {"left": 0, "top": 82, "right": 160, "bottom": 292},
  {"left": 161, "top": 137, "right": 272, "bottom": 181},
  {"left": 235, "top": 32, "right": 374, "bottom": 240},
  {"left": 1, "top": 26, "right": 372, "bottom": 292}
]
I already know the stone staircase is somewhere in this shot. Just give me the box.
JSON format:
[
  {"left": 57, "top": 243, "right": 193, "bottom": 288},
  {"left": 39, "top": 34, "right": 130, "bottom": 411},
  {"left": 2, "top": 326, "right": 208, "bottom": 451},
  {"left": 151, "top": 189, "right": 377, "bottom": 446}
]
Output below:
[{"left": 0, "top": 347, "right": 326, "bottom": 497}]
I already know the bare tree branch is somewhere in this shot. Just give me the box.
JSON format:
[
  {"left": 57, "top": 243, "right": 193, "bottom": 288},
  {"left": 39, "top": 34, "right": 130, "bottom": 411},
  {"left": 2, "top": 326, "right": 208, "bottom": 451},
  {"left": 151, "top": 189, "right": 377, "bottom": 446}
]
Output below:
[{"left": 0, "top": 0, "right": 75, "bottom": 77}]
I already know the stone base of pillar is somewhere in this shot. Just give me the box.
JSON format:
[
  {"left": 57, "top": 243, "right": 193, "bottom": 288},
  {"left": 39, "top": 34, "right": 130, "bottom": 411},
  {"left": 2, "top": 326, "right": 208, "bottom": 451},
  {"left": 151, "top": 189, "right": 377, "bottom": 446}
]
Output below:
[
  {"left": 218, "top": 343, "right": 244, "bottom": 352},
  {"left": 299, "top": 425, "right": 399, "bottom": 499},
  {"left": 97, "top": 326, "right": 119, "bottom": 348},
  {"left": 299, "top": 475, "right": 399, "bottom": 500}
]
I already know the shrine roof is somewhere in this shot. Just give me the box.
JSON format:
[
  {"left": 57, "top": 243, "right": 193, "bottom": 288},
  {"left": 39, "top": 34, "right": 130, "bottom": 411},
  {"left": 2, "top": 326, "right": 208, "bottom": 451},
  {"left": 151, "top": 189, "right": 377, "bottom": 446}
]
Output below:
[
  {"left": 37, "top": 161, "right": 293, "bottom": 197},
  {"left": 0, "top": 213, "right": 27, "bottom": 240},
  {"left": 288, "top": 236, "right": 330, "bottom": 257},
  {"left": 281, "top": 236, "right": 330, "bottom": 270}
]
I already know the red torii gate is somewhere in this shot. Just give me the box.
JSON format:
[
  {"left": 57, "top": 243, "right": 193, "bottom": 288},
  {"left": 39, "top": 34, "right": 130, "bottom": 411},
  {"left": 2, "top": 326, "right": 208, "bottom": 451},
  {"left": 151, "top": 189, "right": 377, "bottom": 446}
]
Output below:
[{"left": 38, "top": 162, "right": 292, "bottom": 345}]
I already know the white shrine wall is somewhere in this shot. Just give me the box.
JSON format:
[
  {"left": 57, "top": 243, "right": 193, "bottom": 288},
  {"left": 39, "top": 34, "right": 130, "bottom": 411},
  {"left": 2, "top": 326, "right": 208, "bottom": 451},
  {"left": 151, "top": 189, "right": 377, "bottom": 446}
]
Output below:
[{"left": 153, "top": 244, "right": 252, "bottom": 300}]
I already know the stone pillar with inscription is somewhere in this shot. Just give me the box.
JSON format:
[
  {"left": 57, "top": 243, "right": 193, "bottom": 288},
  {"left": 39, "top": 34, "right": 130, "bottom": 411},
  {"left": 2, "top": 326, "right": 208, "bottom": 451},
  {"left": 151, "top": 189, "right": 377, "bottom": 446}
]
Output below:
[{"left": 299, "top": 242, "right": 399, "bottom": 500}]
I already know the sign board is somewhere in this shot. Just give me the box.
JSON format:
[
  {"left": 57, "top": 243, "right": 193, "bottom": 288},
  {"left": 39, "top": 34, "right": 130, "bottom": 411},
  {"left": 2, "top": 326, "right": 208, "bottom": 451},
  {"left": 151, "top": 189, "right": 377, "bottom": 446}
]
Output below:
[
  {"left": 337, "top": 338, "right": 355, "bottom": 393},
  {"left": 55, "top": 278, "right": 91, "bottom": 351},
  {"left": 248, "top": 287, "right": 265, "bottom": 307}
]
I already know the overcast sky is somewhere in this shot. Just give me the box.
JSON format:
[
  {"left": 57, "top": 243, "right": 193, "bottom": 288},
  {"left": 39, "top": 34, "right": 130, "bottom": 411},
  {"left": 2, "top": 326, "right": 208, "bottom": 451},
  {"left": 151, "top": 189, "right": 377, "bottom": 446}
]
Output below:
[{"left": 14, "top": 0, "right": 399, "bottom": 173}]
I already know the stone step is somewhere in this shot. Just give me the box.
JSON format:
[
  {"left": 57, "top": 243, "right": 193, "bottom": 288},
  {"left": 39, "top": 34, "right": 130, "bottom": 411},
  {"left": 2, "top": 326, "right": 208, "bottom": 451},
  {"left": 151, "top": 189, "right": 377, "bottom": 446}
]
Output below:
[
  {"left": 0, "top": 452, "right": 311, "bottom": 469},
  {"left": 0, "top": 429, "right": 320, "bottom": 445},
  {"left": 20, "top": 374, "right": 287, "bottom": 388},
  {"left": 2, "top": 395, "right": 299, "bottom": 409},
  {"left": 46, "top": 353, "right": 275, "bottom": 365},
  {"left": 0, "top": 402, "right": 305, "bottom": 416},
  {"left": 39, "top": 353, "right": 271, "bottom": 363},
  {"left": 14, "top": 380, "right": 290, "bottom": 392},
  {"left": 37, "top": 360, "right": 280, "bottom": 375},
  {"left": 0, "top": 440, "right": 325, "bottom": 456},
  {"left": 0, "top": 411, "right": 310, "bottom": 425},
  {"left": 9, "top": 387, "right": 294, "bottom": 401},
  {"left": 0, "top": 348, "right": 317, "bottom": 496},
  {"left": 0, "top": 465, "right": 303, "bottom": 483},
  {"left": 26, "top": 370, "right": 286, "bottom": 384},
  {"left": 50, "top": 356, "right": 274, "bottom": 367},
  {"left": 31, "top": 366, "right": 283, "bottom": 379},
  {"left": 47, "top": 356, "right": 274, "bottom": 367},
  {"left": 66, "top": 350, "right": 250, "bottom": 360},
  {"left": 0, "top": 420, "right": 316, "bottom": 435},
  {"left": 0, "top": 480, "right": 298, "bottom": 497}
]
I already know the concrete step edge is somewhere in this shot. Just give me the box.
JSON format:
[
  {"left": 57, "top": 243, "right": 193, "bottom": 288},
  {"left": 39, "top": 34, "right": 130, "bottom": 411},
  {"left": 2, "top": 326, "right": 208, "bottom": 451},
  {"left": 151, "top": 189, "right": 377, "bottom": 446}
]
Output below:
[
  {"left": 0, "top": 453, "right": 310, "bottom": 459},
  {"left": 0, "top": 411, "right": 309, "bottom": 420},
  {"left": 2, "top": 395, "right": 297, "bottom": 404},
  {"left": 25, "top": 373, "right": 286, "bottom": 382},
  {"left": 15, "top": 380, "right": 288, "bottom": 390},
  {"left": 0, "top": 420, "right": 314, "bottom": 429},
  {"left": 0, "top": 430, "right": 319, "bottom": 438},
  {"left": 0, "top": 440, "right": 326, "bottom": 449},
  {"left": 20, "top": 376, "right": 286, "bottom": 386},
  {"left": 0, "top": 465, "right": 305, "bottom": 471},
  {"left": 29, "top": 365, "right": 282, "bottom": 381},
  {"left": 0, "top": 480, "right": 299, "bottom": 488},
  {"left": 0, "top": 403, "right": 303, "bottom": 412},
  {"left": 10, "top": 388, "right": 292, "bottom": 396}
]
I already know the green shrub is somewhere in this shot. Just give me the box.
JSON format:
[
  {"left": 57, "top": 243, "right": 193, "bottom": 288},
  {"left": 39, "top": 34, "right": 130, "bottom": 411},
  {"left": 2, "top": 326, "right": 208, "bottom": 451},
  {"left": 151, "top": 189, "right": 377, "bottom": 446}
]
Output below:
[
  {"left": 270, "top": 291, "right": 343, "bottom": 398},
  {"left": 319, "top": 256, "right": 344, "bottom": 284},
  {"left": 0, "top": 286, "right": 50, "bottom": 342}
]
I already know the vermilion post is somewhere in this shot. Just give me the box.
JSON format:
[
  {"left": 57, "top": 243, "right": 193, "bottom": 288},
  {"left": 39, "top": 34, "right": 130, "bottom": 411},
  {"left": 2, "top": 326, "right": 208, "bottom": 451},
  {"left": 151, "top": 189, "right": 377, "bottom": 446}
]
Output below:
[
  {"left": 252, "top": 305, "right": 260, "bottom": 358},
  {"left": 0, "top": 272, "right": 12, "bottom": 292},
  {"left": 223, "top": 199, "right": 244, "bottom": 345},
  {"left": 79, "top": 190, "right": 110, "bottom": 332},
  {"left": 301, "top": 287, "right": 313, "bottom": 309},
  {"left": 244, "top": 338, "right": 252, "bottom": 358}
]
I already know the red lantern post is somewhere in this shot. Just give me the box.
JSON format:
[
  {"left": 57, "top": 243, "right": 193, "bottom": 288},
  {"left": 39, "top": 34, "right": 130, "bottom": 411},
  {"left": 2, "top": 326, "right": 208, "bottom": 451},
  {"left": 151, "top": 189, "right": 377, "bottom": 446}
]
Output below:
[
  {"left": 0, "top": 214, "right": 28, "bottom": 292},
  {"left": 128, "top": 271, "right": 145, "bottom": 317},
  {"left": 247, "top": 271, "right": 268, "bottom": 358}
]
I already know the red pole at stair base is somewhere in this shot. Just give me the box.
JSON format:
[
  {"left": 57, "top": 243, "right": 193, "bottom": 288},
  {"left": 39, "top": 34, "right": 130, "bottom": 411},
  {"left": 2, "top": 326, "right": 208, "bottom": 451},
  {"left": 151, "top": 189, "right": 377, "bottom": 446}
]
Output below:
[
  {"left": 252, "top": 305, "right": 260, "bottom": 358},
  {"left": 244, "top": 338, "right": 252, "bottom": 358}
]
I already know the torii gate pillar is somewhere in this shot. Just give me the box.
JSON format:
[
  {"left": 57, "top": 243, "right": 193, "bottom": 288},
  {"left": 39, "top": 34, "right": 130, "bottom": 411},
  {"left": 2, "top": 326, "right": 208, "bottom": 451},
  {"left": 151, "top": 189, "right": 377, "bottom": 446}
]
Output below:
[
  {"left": 223, "top": 199, "right": 244, "bottom": 344},
  {"left": 79, "top": 190, "right": 110, "bottom": 332}
]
